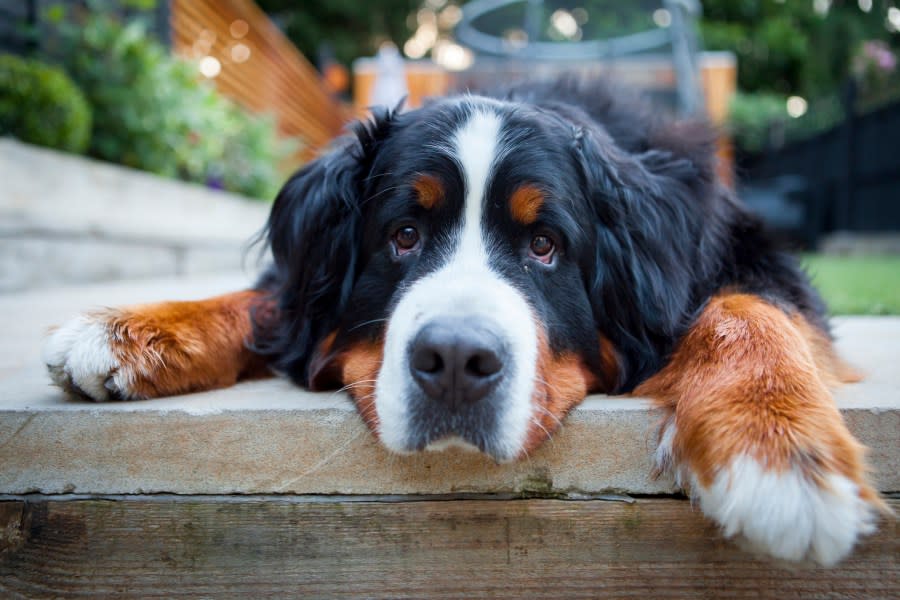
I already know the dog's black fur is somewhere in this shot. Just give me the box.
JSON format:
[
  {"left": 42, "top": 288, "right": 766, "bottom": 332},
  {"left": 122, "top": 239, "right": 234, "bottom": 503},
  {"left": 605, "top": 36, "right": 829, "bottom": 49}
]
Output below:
[{"left": 251, "top": 77, "right": 827, "bottom": 394}]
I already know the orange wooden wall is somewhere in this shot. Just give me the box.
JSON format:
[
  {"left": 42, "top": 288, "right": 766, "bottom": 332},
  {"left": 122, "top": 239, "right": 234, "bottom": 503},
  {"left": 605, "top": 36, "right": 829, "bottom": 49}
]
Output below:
[{"left": 170, "top": 0, "right": 348, "bottom": 159}]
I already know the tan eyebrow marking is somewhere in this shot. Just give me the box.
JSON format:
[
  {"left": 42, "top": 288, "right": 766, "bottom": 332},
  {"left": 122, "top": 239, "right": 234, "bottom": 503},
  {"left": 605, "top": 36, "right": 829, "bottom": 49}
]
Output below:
[
  {"left": 509, "top": 184, "right": 544, "bottom": 225},
  {"left": 412, "top": 173, "right": 445, "bottom": 210}
]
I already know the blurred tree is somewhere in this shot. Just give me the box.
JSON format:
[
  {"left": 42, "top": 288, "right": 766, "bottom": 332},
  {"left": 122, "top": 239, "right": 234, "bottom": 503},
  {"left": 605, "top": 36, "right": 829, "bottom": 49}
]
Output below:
[
  {"left": 701, "top": 0, "right": 899, "bottom": 98},
  {"left": 255, "top": 0, "right": 419, "bottom": 70}
]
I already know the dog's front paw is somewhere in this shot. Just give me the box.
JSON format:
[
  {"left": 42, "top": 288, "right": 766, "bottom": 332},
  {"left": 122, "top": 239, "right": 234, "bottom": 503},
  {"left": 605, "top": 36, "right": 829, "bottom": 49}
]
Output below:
[
  {"left": 42, "top": 312, "right": 132, "bottom": 401},
  {"left": 692, "top": 454, "right": 879, "bottom": 566}
]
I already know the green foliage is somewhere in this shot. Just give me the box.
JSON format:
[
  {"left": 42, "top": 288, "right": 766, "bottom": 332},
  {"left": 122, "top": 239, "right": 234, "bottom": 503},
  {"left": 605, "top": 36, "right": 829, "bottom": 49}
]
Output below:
[
  {"left": 728, "top": 91, "right": 846, "bottom": 152},
  {"left": 51, "top": 8, "right": 292, "bottom": 199},
  {"left": 217, "top": 109, "right": 293, "bottom": 202},
  {"left": 701, "top": 0, "right": 899, "bottom": 152},
  {"left": 257, "top": 0, "right": 419, "bottom": 69},
  {"left": 727, "top": 91, "right": 787, "bottom": 153},
  {"left": 120, "top": 0, "right": 158, "bottom": 9},
  {"left": 0, "top": 54, "right": 92, "bottom": 153},
  {"left": 701, "top": 0, "right": 899, "bottom": 98}
]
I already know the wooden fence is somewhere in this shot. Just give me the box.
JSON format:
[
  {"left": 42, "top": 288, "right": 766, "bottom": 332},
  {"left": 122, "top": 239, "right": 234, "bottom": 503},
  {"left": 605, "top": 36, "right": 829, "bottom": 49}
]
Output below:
[
  {"left": 170, "top": 0, "right": 348, "bottom": 159},
  {"left": 746, "top": 89, "right": 900, "bottom": 237}
]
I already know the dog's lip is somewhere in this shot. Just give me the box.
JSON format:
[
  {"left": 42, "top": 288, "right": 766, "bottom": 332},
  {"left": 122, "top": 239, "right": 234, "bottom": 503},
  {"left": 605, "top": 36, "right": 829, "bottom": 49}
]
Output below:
[
  {"left": 402, "top": 433, "right": 519, "bottom": 464},
  {"left": 422, "top": 435, "right": 482, "bottom": 453}
]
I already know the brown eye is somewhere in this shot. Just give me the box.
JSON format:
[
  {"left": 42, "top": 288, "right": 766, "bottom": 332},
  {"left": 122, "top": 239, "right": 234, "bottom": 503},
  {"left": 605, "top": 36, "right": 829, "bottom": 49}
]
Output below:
[
  {"left": 393, "top": 226, "right": 420, "bottom": 254},
  {"left": 529, "top": 235, "right": 555, "bottom": 263}
]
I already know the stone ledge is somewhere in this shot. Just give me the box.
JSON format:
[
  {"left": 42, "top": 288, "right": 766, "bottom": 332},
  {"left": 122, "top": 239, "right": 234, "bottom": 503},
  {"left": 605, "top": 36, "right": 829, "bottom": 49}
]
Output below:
[
  {"left": 0, "top": 139, "right": 269, "bottom": 246},
  {"left": 1, "top": 372, "right": 896, "bottom": 496},
  {"left": 0, "top": 139, "right": 270, "bottom": 291},
  {"left": 0, "top": 276, "right": 897, "bottom": 496}
]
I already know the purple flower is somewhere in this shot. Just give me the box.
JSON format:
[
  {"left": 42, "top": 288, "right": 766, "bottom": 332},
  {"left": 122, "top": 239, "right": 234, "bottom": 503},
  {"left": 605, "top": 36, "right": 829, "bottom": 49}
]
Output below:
[
  {"left": 862, "top": 40, "right": 896, "bottom": 72},
  {"left": 877, "top": 50, "right": 896, "bottom": 71}
]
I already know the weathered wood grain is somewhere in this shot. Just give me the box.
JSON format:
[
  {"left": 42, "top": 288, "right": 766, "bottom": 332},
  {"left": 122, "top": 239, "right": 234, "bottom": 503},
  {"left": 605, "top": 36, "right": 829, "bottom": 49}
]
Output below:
[{"left": 0, "top": 497, "right": 897, "bottom": 599}]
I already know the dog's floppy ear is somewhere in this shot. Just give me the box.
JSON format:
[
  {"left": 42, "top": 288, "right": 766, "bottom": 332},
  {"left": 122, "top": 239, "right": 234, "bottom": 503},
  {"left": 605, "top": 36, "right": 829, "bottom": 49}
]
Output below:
[
  {"left": 574, "top": 124, "right": 721, "bottom": 392},
  {"left": 253, "top": 108, "right": 394, "bottom": 386}
]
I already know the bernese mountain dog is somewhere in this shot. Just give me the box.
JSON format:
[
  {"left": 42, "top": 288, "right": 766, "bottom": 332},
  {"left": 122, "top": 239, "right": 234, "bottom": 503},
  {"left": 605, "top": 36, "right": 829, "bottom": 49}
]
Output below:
[{"left": 43, "top": 77, "right": 887, "bottom": 565}]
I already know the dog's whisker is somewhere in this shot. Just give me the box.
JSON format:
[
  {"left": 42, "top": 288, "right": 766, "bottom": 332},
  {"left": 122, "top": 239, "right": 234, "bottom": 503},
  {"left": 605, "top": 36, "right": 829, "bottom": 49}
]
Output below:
[
  {"left": 355, "top": 398, "right": 378, "bottom": 414},
  {"left": 348, "top": 318, "right": 389, "bottom": 333},
  {"left": 535, "top": 404, "right": 564, "bottom": 429},
  {"left": 350, "top": 394, "right": 378, "bottom": 411},
  {"left": 330, "top": 380, "right": 378, "bottom": 397},
  {"left": 334, "top": 382, "right": 370, "bottom": 394},
  {"left": 530, "top": 416, "right": 555, "bottom": 444},
  {"left": 365, "top": 183, "right": 405, "bottom": 202},
  {"left": 533, "top": 376, "right": 564, "bottom": 399}
]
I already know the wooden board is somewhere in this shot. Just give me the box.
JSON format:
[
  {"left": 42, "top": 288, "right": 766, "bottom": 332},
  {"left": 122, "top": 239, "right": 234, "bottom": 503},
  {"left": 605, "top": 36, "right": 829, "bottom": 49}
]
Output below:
[
  {"left": 170, "top": 0, "right": 348, "bottom": 160},
  {"left": 1, "top": 497, "right": 897, "bottom": 598}
]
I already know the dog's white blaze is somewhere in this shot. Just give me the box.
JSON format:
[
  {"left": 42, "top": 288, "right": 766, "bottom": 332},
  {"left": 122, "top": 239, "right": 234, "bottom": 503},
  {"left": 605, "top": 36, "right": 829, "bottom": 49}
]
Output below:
[
  {"left": 454, "top": 110, "right": 499, "bottom": 267},
  {"left": 374, "top": 108, "right": 539, "bottom": 460},
  {"left": 694, "top": 454, "right": 876, "bottom": 566}
]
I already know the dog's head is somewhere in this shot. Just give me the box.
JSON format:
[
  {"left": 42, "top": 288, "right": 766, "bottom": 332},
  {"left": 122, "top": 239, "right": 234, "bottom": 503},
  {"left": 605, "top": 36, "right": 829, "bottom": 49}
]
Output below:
[{"left": 257, "top": 91, "right": 719, "bottom": 462}]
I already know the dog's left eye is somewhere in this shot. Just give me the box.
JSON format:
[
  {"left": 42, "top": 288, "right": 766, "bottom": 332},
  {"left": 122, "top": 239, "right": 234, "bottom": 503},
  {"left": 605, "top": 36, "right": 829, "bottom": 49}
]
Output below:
[
  {"left": 392, "top": 226, "right": 421, "bottom": 255},
  {"left": 529, "top": 235, "right": 555, "bottom": 264}
]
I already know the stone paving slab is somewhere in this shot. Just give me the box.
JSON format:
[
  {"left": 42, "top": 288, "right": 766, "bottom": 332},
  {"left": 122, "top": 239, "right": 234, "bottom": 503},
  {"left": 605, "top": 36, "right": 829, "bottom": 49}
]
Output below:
[{"left": 0, "top": 276, "right": 897, "bottom": 496}]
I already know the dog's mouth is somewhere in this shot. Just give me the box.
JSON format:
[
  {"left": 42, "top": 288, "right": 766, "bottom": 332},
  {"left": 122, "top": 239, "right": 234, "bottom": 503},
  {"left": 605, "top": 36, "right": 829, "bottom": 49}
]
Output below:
[
  {"left": 404, "top": 402, "right": 512, "bottom": 461},
  {"left": 340, "top": 378, "right": 578, "bottom": 463},
  {"left": 335, "top": 326, "right": 600, "bottom": 463},
  {"left": 338, "top": 328, "right": 599, "bottom": 463},
  {"left": 422, "top": 435, "right": 483, "bottom": 453}
]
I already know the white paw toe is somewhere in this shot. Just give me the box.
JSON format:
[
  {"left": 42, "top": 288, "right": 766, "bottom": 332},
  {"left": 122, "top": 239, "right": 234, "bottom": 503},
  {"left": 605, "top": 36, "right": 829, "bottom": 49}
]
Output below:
[
  {"left": 42, "top": 314, "right": 125, "bottom": 401},
  {"left": 696, "top": 455, "right": 877, "bottom": 566}
]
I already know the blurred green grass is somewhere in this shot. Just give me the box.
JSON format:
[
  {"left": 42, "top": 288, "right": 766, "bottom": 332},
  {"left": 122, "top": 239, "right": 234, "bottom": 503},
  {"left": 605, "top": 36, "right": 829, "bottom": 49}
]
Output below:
[{"left": 801, "top": 254, "right": 900, "bottom": 315}]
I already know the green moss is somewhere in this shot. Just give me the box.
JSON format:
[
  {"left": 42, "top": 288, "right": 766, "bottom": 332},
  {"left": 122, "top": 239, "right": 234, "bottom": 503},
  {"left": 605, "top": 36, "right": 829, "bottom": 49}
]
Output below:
[
  {"left": 517, "top": 471, "right": 561, "bottom": 498},
  {"left": 621, "top": 510, "right": 642, "bottom": 532}
]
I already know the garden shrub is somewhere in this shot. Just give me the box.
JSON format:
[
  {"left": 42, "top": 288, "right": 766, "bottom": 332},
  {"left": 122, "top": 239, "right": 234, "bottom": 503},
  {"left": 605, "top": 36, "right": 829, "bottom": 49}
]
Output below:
[
  {"left": 727, "top": 92, "right": 789, "bottom": 154},
  {"left": 55, "top": 11, "right": 293, "bottom": 199},
  {"left": 729, "top": 91, "right": 847, "bottom": 154},
  {"left": 0, "top": 53, "right": 92, "bottom": 153}
]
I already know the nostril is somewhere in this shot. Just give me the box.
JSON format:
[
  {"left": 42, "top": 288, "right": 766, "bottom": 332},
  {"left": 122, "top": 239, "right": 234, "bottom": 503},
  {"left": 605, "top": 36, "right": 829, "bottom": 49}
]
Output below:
[
  {"left": 464, "top": 351, "right": 502, "bottom": 378},
  {"left": 412, "top": 349, "right": 443, "bottom": 374}
]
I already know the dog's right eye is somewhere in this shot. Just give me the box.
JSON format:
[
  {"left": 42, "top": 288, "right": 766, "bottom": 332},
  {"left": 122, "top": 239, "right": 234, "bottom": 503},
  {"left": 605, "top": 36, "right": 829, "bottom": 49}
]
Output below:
[
  {"left": 528, "top": 234, "right": 556, "bottom": 264},
  {"left": 392, "top": 226, "right": 421, "bottom": 255}
]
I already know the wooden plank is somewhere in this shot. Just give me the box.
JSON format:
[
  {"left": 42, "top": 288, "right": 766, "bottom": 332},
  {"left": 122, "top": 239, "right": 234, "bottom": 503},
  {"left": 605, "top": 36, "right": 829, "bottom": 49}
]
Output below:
[
  {"left": 354, "top": 62, "right": 450, "bottom": 111},
  {"left": 1, "top": 497, "right": 897, "bottom": 598},
  {"left": 169, "top": 0, "right": 347, "bottom": 158}
]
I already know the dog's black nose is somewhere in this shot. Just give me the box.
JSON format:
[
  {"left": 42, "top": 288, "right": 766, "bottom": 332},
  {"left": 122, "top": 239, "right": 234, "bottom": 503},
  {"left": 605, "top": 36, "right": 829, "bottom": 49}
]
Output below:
[{"left": 409, "top": 319, "right": 505, "bottom": 408}]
